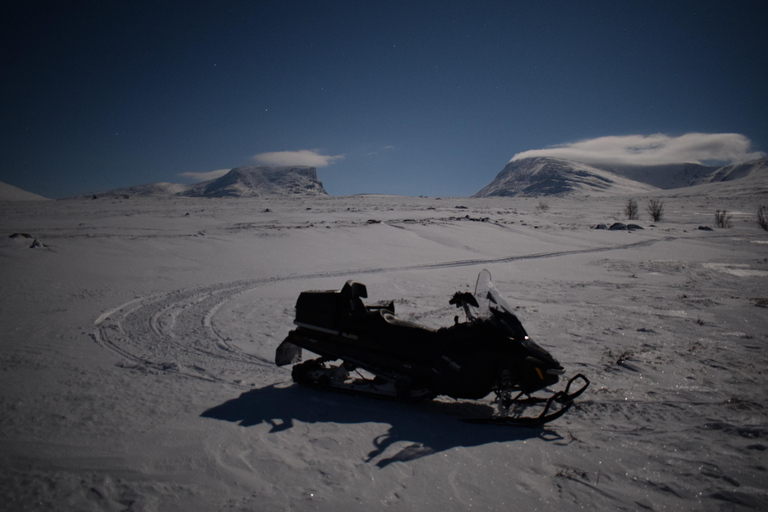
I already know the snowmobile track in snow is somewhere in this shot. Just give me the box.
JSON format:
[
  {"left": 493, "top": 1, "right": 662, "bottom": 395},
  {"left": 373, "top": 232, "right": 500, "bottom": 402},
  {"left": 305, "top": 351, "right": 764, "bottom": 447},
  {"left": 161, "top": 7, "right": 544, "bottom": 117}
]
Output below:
[{"left": 93, "top": 237, "right": 674, "bottom": 383}]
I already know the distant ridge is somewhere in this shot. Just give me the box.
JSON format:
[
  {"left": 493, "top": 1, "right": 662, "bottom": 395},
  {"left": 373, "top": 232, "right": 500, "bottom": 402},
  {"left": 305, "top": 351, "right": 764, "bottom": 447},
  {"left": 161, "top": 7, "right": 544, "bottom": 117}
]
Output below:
[
  {"left": 474, "top": 156, "right": 768, "bottom": 197},
  {"left": 86, "top": 166, "right": 327, "bottom": 198},
  {"left": 87, "top": 182, "right": 190, "bottom": 198},
  {"left": 473, "top": 157, "right": 658, "bottom": 197},
  {"left": 590, "top": 162, "right": 717, "bottom": 189},
  {"left": 183, "top": 166, "right": 326, "bottom": 197},
  {"left": 0, "top": 181, "right": 49, "bottom": 201},
  {"left": 705, "top": 158, "right": 768, "bottom": 183}
]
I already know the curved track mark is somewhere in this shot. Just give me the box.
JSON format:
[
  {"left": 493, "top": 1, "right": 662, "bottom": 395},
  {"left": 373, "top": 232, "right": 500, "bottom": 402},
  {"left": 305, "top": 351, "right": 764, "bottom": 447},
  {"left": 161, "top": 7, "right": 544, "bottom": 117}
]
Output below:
[{"left": 93, "top": 236, "right": 676, "bottom": 384}]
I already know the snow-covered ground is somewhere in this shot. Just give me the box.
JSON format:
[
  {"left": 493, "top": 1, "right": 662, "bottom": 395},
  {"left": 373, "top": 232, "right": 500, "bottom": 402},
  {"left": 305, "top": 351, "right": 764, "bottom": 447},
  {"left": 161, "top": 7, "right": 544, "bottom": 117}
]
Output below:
[{"left": 1, "top": 190, "right": 767, "bottom": 511}]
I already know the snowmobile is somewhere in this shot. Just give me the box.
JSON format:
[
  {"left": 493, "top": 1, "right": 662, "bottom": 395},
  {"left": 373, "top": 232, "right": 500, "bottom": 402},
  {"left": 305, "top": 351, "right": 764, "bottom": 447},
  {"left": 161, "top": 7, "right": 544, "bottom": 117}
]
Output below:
[{"left": 276, "top": 270, "right": 588, "bottom": 426}]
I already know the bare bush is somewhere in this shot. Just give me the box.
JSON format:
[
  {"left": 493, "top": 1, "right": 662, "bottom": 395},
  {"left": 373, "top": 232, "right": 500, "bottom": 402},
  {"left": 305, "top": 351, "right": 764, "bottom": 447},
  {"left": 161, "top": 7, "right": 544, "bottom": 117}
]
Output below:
[
  {"left": 758, "top": 205, "right": 768, "bottom": 231},
  {"left": 714, "top": 209, "right": 732, "bottom": 228},
  {"left": 647, "top": 198, "right": 664, "bottom": 222},
  {"left": 535, "top": 200, "right": 550, "bottom": 212},
  {"left": 625, "top": 198, "right": 639, "bottom": 220}
]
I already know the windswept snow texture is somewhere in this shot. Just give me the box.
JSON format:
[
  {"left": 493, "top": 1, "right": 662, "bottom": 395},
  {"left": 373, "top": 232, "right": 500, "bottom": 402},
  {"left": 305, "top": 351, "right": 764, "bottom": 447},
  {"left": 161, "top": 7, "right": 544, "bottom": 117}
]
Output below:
[
  {"left": 475, "top": 156, "right": 768, "bottom": 197},
  {"left": 1, "top": 187, "right": 767, "bottom": 511},
  {"left": 0, "top": 181, "right": 49, "bottom": 201},
  {"left": 87, "top": 166, "right": 327, "bottom": 198}
]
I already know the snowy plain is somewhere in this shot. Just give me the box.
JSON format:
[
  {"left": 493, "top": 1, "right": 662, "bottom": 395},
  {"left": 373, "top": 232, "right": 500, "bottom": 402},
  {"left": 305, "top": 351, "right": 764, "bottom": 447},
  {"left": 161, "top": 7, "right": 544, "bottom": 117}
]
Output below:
[{"left": 1, "top": 186, "right": 767, "bottom": 511}]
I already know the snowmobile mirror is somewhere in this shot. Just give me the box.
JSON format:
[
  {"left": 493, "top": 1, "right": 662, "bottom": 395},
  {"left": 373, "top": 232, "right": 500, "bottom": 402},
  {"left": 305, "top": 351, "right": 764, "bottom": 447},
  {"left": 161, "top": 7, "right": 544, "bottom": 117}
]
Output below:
[{"left": 449, "top": 291, "right": 478, "bottom": 308}]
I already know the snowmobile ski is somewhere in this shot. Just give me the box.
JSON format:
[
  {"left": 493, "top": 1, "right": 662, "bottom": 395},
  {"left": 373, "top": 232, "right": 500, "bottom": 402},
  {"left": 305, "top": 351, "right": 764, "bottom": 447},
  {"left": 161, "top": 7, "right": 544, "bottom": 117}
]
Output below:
[{"left": 462, "top": 373, "right": 590, "bottom": 427}]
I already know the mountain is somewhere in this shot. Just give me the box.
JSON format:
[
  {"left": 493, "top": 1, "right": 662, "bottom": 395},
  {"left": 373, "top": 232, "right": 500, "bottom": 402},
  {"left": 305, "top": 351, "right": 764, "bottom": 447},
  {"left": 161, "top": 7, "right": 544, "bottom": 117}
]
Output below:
[
  {"left": 183, "top": 166, "right": 326, "bottom": 197},
  {"left": 591, "top": 162, "right": 718, "bottom": 189},
  {"left": 704, "top": 157, "right": 768, "bottom": 183},
  {"left": 87, "top": 166, "right": 327, "bottom": 199},
  {"left": 474, "top": 156, "right": 768, "bottom": 197},
  {"left": 473, "top": 157, "right": 658, "bottom": 197},
  {"left": 89, "top": 182, "right": 191, "bottom": 198},
  {"left": 0, "top": 181, "right": 49, "bottom": 201}
]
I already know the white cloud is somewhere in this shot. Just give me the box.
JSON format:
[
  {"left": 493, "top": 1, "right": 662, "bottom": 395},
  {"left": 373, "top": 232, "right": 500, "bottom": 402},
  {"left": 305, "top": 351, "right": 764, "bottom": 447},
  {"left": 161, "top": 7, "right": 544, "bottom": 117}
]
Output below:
[
  {"left": 511, "top": 133, "right": 765, "bottom": 166},
  {"left": 252, "top": 149, "right": 345, "bottom": 167},
  {"left": 178, "top": 169, "right": 231, "bottom": 182}
]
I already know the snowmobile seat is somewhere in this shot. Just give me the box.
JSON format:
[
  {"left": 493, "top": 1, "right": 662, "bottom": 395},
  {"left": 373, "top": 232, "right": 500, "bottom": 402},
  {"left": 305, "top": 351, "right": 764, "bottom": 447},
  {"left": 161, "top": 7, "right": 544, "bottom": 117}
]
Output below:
[
  {"left": 362, "top": 310, "right": 438, "bottom": 361},
  {"left": 380, "top": 311, "right": 436, "bottom": 333}
]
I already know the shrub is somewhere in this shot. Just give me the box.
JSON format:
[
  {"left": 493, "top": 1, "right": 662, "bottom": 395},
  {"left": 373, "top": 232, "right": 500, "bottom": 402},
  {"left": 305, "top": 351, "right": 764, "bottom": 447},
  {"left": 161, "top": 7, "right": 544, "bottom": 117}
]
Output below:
[
  {"left": 714, "top": 209, "right": 732, "bottom": 228},
  {"left": 758, "top": 205, "right": 768, "bottom": 231},
  {"left": 625, "top": 198, "right": 639, "bottom": 220},
  {"left": 535, "top": 200, "right": 550, "bottom": 212},
  {"left": 647, "top": 198, "right": 664, "bottom": 222}
]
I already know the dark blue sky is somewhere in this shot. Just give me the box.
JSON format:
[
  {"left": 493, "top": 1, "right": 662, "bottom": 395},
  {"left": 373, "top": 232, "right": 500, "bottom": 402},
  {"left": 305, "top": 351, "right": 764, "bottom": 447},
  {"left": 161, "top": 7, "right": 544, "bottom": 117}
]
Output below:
[{"left": 2, "top": 0, "right": 767, "bottom": 198}]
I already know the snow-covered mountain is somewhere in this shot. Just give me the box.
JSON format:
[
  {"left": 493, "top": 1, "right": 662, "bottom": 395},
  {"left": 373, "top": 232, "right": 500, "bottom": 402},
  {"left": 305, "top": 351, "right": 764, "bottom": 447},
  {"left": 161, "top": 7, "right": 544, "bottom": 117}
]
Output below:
[
  {"left": 183, "top": 166, "right": 327, "bottom": 197},
  {"left": 87, "top": 166, "right": 327, "bottom": 199},
  {"left": 591, "top": 162, "right": 717, "bottom": 189},
  {"left": 0, "top": 181, "right": 49, "bottom": 201},
  {"left": 88, "top": 182, "right": 191, "bottom": 198},
  {"left": 704, "top": 157, "right": 768, "bottom": 183},
  {"left": 473, "top": 157, "right": 659, "bottom": 197},
  {"left": 474, "top": 156, "right": 768, "bottom": 197}
]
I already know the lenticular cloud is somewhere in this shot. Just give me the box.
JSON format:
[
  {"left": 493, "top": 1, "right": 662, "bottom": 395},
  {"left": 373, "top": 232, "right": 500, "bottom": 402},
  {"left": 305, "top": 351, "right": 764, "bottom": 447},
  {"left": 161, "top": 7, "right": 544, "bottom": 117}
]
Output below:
[
  {"left": 253, "top": 150, "right": 345, "bottom": 168},
  {"left": 511, "top": 133, "right": 765, "bottom": 166}
]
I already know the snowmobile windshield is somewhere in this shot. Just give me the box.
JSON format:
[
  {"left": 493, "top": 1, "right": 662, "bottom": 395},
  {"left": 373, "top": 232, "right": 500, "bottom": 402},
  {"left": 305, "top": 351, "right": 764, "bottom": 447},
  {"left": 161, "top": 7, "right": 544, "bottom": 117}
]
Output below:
[{"left": 471, "top": 270, "right": 528, "bottom": 339}]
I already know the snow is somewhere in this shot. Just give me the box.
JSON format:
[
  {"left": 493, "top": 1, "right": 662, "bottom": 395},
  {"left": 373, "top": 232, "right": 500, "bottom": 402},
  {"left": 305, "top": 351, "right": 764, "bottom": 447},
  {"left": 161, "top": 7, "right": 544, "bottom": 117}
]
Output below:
[
  {"left": 474, "top": 157, "right": 661, "bottom": 197},
  {"left": 1, "top": 186, "right": 768, "bottom": 510},
  {"left": 707, "top": 158, "right": 768, "bottom": 184},
  {"left": 183, "top": 166, "right": 327, "bottom": 198},
  {"left": 0, "top": 182, "right": 49, "bottom": 202},
  {"left": 74, "top": 166, "right": 327, "bottom": 199},
  {"left": 475, "top": 156, "right": 768, "bottom": 197}
]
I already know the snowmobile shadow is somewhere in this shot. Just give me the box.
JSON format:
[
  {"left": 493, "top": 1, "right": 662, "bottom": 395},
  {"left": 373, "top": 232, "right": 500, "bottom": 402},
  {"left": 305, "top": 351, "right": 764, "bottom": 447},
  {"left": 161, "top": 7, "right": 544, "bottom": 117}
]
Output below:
[{"left": 201, "top": 384, "right": 558, "bottom": 467}]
